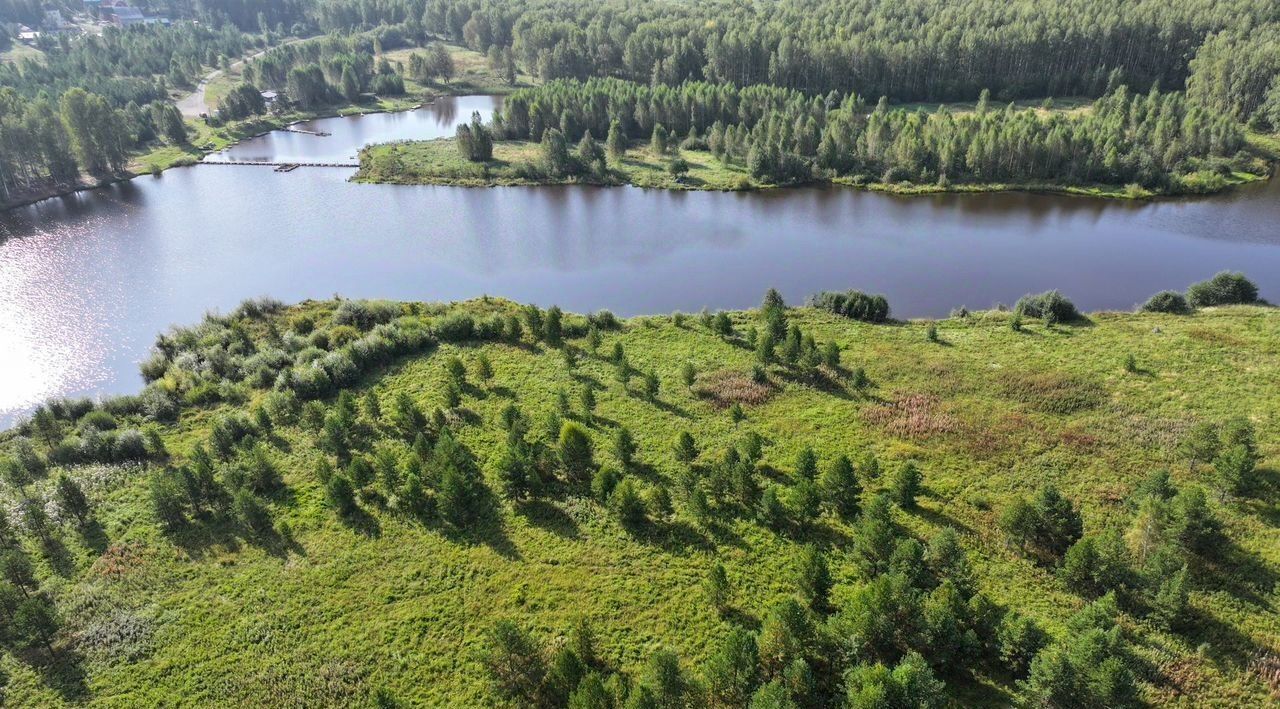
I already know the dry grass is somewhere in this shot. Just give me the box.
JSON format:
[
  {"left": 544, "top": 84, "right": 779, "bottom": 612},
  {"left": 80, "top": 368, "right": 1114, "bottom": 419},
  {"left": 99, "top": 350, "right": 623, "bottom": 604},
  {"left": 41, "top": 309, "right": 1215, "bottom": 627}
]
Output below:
[
  {"left": 863, "top": 393, "right": 958, "bottom": 439},
  {"left": 999, "top": 371, "right": 1105, "bottom": 414},
  {"left": 1250, "top": 652, "right": 1280, "bottom": 699},
  {"left": 691, "top": 369, "right": 773, "bottom": 407},
  {"left": 91, "top": 543, "right": 147, "bottom": 578}
]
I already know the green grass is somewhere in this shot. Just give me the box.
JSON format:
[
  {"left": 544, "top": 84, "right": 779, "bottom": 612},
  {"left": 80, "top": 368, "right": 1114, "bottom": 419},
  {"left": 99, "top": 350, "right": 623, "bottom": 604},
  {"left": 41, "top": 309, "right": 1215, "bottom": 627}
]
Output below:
[
  {"left": 0, "top": 42, "right": 44, "bottom": 65},
  {"left": 1246, "top": 130, "right": 1280, "bottom": 161},
  {"left": 129, "top": 144, "right": 204, "bottom": 174},
  {"left": 383, "top": 43, "right": 537, "bottom": 97},
  {"left": 355, "top": 139, "right": 754, "bottom": 190},
  {"left": 0, "top": 299, "right": 1276, "bottom": 706}
]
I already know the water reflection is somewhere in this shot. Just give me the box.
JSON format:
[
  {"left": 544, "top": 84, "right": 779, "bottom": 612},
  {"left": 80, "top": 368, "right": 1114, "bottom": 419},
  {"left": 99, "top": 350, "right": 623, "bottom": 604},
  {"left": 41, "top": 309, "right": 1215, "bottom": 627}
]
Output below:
[{"left": 1, "top": 97, "right": 1279, "bottom": 426}]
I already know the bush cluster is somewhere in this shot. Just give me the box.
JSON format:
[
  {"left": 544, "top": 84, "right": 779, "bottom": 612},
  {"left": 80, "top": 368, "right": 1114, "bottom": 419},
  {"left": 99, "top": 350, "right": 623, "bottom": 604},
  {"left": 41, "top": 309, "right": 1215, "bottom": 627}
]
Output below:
[{"left": 807, "top": 290, "right": 891, "bottom": 323}]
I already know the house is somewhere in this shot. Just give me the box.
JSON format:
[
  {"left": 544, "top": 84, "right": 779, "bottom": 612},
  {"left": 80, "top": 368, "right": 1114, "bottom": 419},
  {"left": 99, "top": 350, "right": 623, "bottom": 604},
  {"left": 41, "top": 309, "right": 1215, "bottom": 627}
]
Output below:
[
  {"left": 260, "top": 90, "right": 279, "bottom": 106},
  {"left": 43, "top": 10, "right": 68, "bottom": 29},
  {"left": 107, "top": 6, "right": 144, "bottom": 25},
  {"left": 17, "top": 25, "right": 40, "bottom": 42}
]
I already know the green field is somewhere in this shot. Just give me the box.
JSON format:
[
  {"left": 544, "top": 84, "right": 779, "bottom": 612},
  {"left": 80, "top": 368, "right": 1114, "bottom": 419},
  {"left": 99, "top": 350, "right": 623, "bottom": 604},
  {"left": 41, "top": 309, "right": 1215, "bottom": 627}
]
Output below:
[{"left": 0, "top": 295, "right": 1276, "bottom": 706}]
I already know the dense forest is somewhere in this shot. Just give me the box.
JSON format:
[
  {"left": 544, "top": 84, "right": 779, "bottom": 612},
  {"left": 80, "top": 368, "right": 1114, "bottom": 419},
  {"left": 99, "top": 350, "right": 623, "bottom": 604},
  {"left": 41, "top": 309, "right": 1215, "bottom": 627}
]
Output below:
[
  {"left": 138, "top": 0, "right": 1280, "bottom": 106},
  {"left": 0, "top": 284, "right": 1274, "bottom": 704},
  {"left": 107, "top": 0, "right": 1280, "bottom": 129},
  {"left": 0, "top": 23, "right": 248, "bottom": 201}
]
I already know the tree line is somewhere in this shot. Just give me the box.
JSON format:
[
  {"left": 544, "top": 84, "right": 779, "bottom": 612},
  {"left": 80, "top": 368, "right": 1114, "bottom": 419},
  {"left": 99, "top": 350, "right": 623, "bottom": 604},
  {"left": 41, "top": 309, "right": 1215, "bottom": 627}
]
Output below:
[
  {"left": 499, "top": 78, "right": 1249, "bottom": 190},
  {"left": 0, "top": 87, "right": 186, "bottom": 202}
]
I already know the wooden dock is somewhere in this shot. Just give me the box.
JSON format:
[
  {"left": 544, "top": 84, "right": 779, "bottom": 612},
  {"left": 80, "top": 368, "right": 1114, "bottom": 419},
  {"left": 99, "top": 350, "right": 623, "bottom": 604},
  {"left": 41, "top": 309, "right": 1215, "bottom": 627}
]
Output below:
[
  {"left": 200, "top": 160, "right": 359, "bottom": 168},
  {"left": 281, "top": 126, "right": 332, "bottom": 137}
]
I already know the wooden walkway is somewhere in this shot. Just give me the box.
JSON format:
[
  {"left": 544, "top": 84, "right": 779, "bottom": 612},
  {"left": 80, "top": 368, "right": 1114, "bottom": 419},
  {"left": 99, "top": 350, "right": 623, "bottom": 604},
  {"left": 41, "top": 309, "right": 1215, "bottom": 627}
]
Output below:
[
  {"left": 281, "top": 126, "right": 332, "bottom": 137},
  {"left": 199, "top": 160, "right": 359, "bottom": 168}
]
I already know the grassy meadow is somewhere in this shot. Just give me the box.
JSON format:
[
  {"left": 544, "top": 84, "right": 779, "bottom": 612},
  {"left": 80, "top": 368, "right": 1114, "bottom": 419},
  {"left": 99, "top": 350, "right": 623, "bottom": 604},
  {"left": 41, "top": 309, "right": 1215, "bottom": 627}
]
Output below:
[{"left": 0, "top": 296, "right": 1276, "bottom": 706}]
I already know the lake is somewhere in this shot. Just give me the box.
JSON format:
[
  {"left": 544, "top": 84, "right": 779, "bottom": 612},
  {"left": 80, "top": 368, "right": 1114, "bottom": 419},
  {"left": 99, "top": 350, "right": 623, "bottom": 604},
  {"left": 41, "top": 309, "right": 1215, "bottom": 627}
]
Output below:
[{"left": 1, "top": 94, "right": 1278, "bottom": 427}]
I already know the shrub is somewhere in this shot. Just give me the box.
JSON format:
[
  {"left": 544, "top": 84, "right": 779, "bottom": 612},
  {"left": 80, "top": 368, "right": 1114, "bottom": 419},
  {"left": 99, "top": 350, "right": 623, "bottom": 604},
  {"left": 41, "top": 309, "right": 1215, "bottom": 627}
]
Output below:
[
  {"left": 332, "top": 299, "right": 399, "bottom": 330},
  {"left": 558, "top": 422, "right": 594, "bottom": 481},
  {"left": 591, "top": 465, "right": 621, "bottom": 502},
  {"left": 115, "top": 429, "right": 149, "bottom": 461},
  {"left": 808, "top": 290, "right": 891, "bottom": 323},
  {"left": 673, "top": 431, "right": 698, "bottom": 464},
  {"left": 1140, "top": 290, "right": 1191, "bottom": 314},
  {"left": 81, "top": 409, "right": 118, "bottom": 431},
  {"left": 1190, "top": 270, "right": 1260, "bottom": 307},
  {"left": 704, "top": 625, "right": 757, "bottom": 706},
  {"left": 819, "top": 455, "right": 861, "bottom": 518},
  {"left": 1014, "top": 290, "right": 1080, "bottom": 322},
  {"left": 610, "top": 478, "right": 646, "bottom": 527},
  {"left": 705, "top": 562, "right": 731, "bottom": 612},
  {"left": 291, "top": 364, "right": 334, "bottom": 400},
  {"left": 435, "top": 313, "right": 476, "bottom": 342},
  {"left": 587, "top": 310, "right": 620, "bottom": 330},
  {"left": 794, "top": 545, "right": 831, "bottom": 609},
  {"left": 891, "top": 461, "right": 923, "bottom": 508}
]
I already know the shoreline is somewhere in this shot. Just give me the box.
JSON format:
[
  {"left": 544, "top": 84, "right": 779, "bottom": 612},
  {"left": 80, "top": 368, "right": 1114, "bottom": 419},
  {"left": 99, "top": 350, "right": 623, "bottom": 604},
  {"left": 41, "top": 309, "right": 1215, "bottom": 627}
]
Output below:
[
  {"left": 354, "top": 169, "right": 1271, "bottom": 201},
  {"left": 6, "top": 101, "right": 1275, "bottom": 211},
  {"left": 0, "top": 94, "right": 446, "bottom": 213}
]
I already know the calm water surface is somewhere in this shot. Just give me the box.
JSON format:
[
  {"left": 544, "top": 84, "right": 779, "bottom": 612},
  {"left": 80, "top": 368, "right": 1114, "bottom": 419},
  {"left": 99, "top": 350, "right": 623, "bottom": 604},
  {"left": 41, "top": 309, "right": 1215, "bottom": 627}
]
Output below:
[{"left": 2, "top": 94, "right": 1278, "bottom": 426}]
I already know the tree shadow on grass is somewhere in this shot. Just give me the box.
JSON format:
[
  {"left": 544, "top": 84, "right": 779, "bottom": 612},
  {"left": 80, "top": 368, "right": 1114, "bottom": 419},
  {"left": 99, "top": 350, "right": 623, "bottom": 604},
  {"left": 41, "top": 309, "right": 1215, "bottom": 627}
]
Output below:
[
  {"left": 1193, "top": 536, "right": 1279, "bottom": 608},
  {"left": 571, "top": 372, "right": 603, "bottom": 389},
  {"left": 22, "top": 645, "right": 89, "bottom": 702},
  {"left": 585, "top": 415, "right": 620, "bottom": 431},
  {"left": 41, "top": 535, "right": 77, "bottom": 578},
  {"left": 235, "top": 520, "right": 305, "bottom": 560},
  {"left": 722, "top": 606, "right": 761, "bottom": 630},
  {"left": 704, "top": 519, "right": 748, "bottom": 550},
  {"left": 910, "top": 502, "right": 979, "bottom": 538},
  {"left": 1181, "top": 605, "right": 1266, "bottom": 672},
  {"left": 801, "top": 521, "right": 854, "bottom": 549},
  {"left": 640, "top": 396, "right": 691, "bottom": 419},
  {"left": 77, "top": 517, "right": 110, "bottom": 555},
  {"left": 448, "top": 517, "right": 521, "bottom": 561},
  {"left": 757, "top": 464, "right": 789, "bottom": 485},
  {"left": 1243, "top": 467, "right": 1280, "bottom": 528},
  {"left": 517, "top": 499, "right": 580, "bottom": 540},
  {"left": 773, "top": 368, "right": 854, "bottom": 400},
  {"left": 626, "top": 462, "right": 663, "bottom": 485},
  {"left": 629, "top": 518, "right": 714, "bottom": 555},
  {"left": 338, "top": 505, "right": 383, "bottom": 539}
]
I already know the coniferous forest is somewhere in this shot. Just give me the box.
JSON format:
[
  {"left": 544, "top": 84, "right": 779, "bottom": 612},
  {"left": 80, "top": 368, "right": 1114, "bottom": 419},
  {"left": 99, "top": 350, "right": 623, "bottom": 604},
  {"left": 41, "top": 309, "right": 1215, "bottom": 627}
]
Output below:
[{"left": 4, "top": 0, "right": 1280, "bottom": 200}]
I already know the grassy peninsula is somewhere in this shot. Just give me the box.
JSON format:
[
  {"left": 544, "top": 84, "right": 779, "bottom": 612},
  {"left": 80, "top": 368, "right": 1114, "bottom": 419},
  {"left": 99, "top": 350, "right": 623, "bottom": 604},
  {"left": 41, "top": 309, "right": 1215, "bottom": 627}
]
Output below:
[
  {"left": 0, "top": 282, "right": 1276, "bottom": 706},
  {"left": 355, "top": 137, "right": 1273, "bottom": 198}
]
